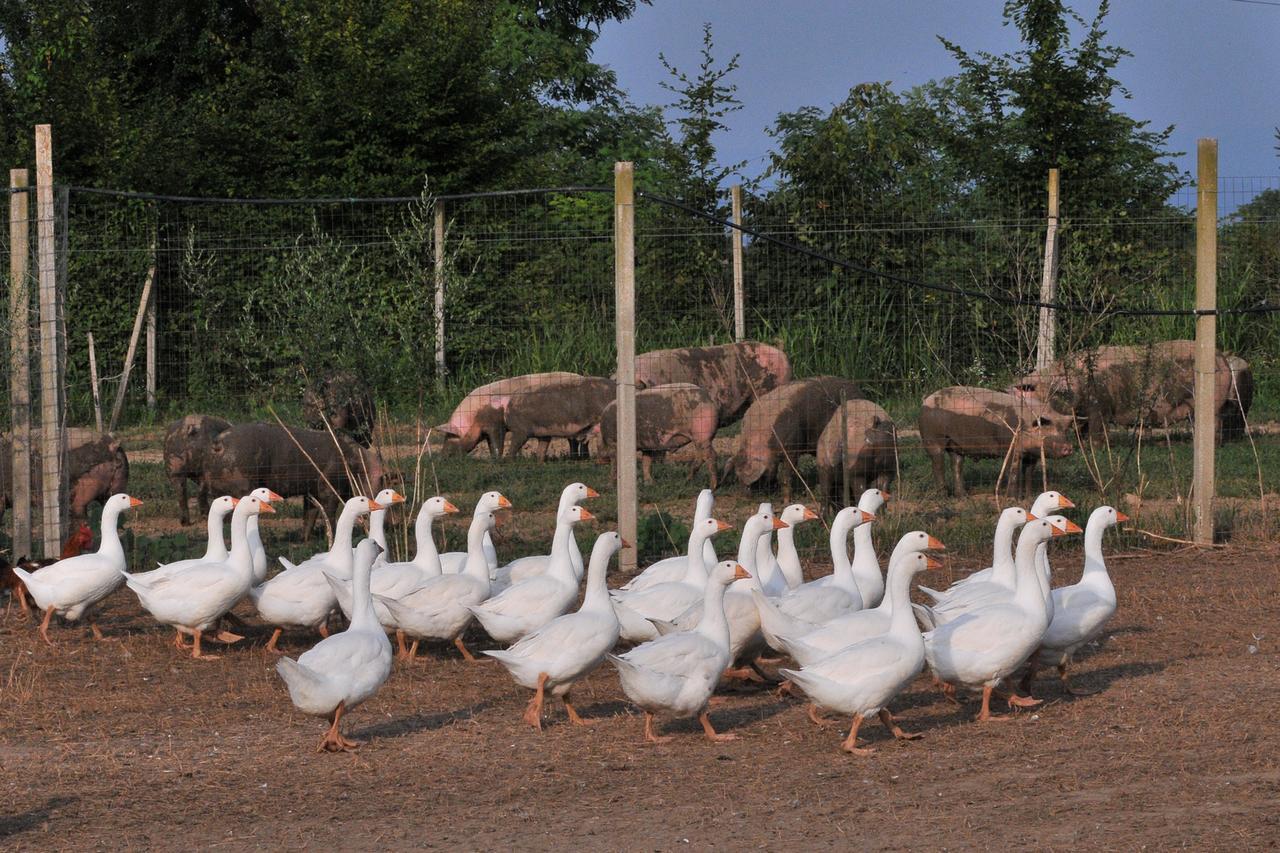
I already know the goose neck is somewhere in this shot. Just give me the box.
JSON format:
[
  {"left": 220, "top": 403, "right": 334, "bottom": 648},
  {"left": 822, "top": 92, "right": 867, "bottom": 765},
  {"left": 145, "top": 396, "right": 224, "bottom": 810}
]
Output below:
[
  {"left": 97, "top": 505, "right": 126, "bottom": 560},
  {"left": 227, "top": 508, "right": 254, "bottom": 582},
  {"left": 696, "top": 579, "right": 732, "bottom": 649},
  {"left": 329, "top": 503, "right": 360, "bottom": 555},
  {"left": 348, "top": 554, "right": 378, "bottom": 631},
  {"left": 1013, "top": 529, "right": 1049, "bottom": 614},
  {"left": 412, "top": 507, "right": 442, "bottom": 570},
  {"left": 989, "top": 515, "right": 1019, "bottom": 586},
  {"left": 204, "top": 508, "right": 229, "bottom": 561},
  {"left": 581, "top": 542, "right": 615, "bottom": 613}
]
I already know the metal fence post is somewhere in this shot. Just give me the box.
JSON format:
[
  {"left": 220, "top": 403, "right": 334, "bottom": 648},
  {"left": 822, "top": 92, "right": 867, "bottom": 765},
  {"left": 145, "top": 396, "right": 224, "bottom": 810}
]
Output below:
[
  {"left": 615, "top": 162, "right": 638, "bottom": 574},
  {"left": 1035, "top": 168, "right": 1060, "bottom": 372},
  {"left": 731, "top": 184, "right": 745, "bottom": 341},
  {"left": 35, "top": 125, "right": 63, "bottom": 556},
  {"left": 1193, "top": 140, "right": 1218, "bottom": 546},
  {"left": 9, "top": 168, "right": 33, "bottom": 559}
]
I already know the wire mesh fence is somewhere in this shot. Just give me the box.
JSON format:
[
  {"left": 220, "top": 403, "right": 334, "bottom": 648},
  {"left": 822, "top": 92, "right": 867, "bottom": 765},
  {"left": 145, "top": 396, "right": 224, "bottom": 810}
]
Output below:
[{"left": 2, "top": 171, "right": 1279, "bottom": 574}]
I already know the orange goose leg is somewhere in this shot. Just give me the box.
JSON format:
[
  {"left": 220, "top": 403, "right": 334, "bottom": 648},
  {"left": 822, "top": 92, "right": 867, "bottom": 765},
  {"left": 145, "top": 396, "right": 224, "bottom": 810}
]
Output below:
[
  {"left": 522, "top": 673, "right": 548, "bottom": 730},
  {"left": 841, "top": 714, "right": 875, "bottom": 755},
  {"left": 699, "top": 710, "right": 738, "bottom": 743}
]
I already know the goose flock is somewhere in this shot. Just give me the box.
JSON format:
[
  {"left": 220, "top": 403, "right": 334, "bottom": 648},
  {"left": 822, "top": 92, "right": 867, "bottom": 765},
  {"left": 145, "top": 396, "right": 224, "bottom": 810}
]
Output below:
[{"left": 12, "top": 482, "right": 1126, "bottom": 755}]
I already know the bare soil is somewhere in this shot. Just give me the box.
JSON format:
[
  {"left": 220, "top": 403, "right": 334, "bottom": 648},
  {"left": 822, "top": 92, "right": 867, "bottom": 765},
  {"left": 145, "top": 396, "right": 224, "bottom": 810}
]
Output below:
[{"left": 2, "top": 545, "right": 1278, "bottom": 850}]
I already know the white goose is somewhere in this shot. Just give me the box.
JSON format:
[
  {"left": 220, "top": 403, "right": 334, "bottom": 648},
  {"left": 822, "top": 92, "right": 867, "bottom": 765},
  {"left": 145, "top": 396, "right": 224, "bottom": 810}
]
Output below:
[
  {"left": 439, "top": 491, "right": 509, "bottom": 574},
  {"left": 125, "top": 495, "right": 276, "bottom": 659},
  {"left": 363, "top": 487, "right": 407, "bottom": 557},
  {"left": 610, "top": 517, "right": 733, "bottom": 644},
  {"left": 759, "top": 503, "right": 821, "bottom": 596},
  {"left": 329, "top": 496, "right": 460, "bottom": 655},
  {"left": 1025, "top": 505, "right": 1128, "bottom": 695},
  {"left": 485, "top": 531, "right": 625, "bottom": 729},
  {"left": 15, "top": 493, "right": 142, "bottom": 643},
  {"left": 752, "top": 502, "right": 776, "bottom": 589},
  {"left": 250, "top": 495, "right": 381, "bottom": 652},
  {"left": 922, "top": 518, "right": 1063, "bottom": 720},
  {"left": 915, "top": 515, "right": 1081, "bottom": 630},
  {"left": 276, "top": 539, "right": 393, "bottom": 752},
  {"left": 468, "top": 506, "right": 595, "bottom": 643},
  {"left": 940, "top": 491, "right": 1074, "bottom": 592},
  {"left": 781, "top": 552, "right": 941, "bottom": 754},
  {"left": 753, "top": 506, "right": 877, "bottom": 652},
  {"left": 917, "top": 507, "right": 1035, "bottom": 610},
  {"left": 621, "top": 489, "right": 717, "bottom": 592},
  {"left": 773, "top": 531, "right": 947, "bottom": 668},
  {"left": 653, "top": 508, "right": 787, "bottom": 681},
  {"left": 811, "top": 488, "right": 890, "bottom": 602},
  {"left": 245, "top": 488, "right": 284, "bottom": 585},
  {"left": 376, "top": 507, "right": 501, "bottom": 661},
  {"left": 608, "top": 560, "right": 752, "bottom": 744},
  {"left": 495, "top": 482, "right": 599, "bottom": 589},
  {"left": 127, "top": 495, "right": 239, "bottom": 586}
]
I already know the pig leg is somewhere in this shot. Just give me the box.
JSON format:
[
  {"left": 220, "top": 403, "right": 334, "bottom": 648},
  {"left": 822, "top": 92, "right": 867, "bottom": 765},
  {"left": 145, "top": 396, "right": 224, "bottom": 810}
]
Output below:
[
  {"left": 537, "top": 438, "right": 552, "bottom": 463},
  {"left": 641, "top": 453, "right": 655, "bottom": 484},
  {"left": 504, "top": 428, "right": 527, "bottom": 460},
  {"left": 779, "top": 460, "right": 793, "bottom": 504},
  {"left": 927, "top": 445, "right": 949, "bottom": 495},
  {"left": 173, "top": 475, "right": 192, "bottom": 526},
  {"left": 950, "top": 452, "right": 967, "bottom": 498},
  {"left": 702, "top": 442, "right": 718, "bottom": 490}
]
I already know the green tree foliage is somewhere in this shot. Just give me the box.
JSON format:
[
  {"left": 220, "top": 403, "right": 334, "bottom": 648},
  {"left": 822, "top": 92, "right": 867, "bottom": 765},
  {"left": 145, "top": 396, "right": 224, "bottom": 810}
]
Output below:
[
  {"left": 939, "top": 0, "right": 1183, "bottom": 214},
  {"left": 0, "top": 0, "right": 650, "bottom": 195}
]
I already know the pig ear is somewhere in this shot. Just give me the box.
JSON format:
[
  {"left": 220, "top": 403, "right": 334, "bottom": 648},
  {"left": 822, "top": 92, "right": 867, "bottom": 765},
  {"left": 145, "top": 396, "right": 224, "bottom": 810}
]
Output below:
[{"left": 187, "top": 423, "right": 201, "bottom": 437}]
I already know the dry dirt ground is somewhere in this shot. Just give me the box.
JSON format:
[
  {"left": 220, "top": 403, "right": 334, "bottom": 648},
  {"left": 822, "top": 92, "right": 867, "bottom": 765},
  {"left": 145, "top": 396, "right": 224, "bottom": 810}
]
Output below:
[{"left": 1, "top": 545, "right": 1278, "bottom": 850}]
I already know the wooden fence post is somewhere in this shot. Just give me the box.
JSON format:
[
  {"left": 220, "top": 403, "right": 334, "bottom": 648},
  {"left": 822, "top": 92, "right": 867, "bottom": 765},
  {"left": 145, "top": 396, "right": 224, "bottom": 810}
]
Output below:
[
  {"left": 434, "top": 201, "right": 446, "bottom": 385},
  {"left": 615, "top": 162, "right": 638, "bottom": 575},
  {"left": 731, "top": 184, "right": 745, "bottom": 341},
  {"left": 35, "top": 125, "right": 63, "bottom": 557},
  {"left": 9, "top": 168, "right": 33, "bottom": 560},
  {"left": 145, "top": 281, "right": 156, "bottom": 412},
  {"left": 108, "top": 260, "right": 155, "bottom": 432},
  {"left": 1192, "top": 139, "right": 1218, "bottom": 546},
  {"left": 1035, "top": 168, "right": 1060, "bottom": 372},
  {"left": 88, "top": 332, "right": 104, "bottom": 432}
]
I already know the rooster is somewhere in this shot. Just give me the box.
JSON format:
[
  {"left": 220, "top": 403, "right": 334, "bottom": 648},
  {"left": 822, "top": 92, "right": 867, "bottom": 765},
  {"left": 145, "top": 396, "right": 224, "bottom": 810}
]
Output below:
[{"left": 3, "top": 523, "right": 94, "bottom": 616}]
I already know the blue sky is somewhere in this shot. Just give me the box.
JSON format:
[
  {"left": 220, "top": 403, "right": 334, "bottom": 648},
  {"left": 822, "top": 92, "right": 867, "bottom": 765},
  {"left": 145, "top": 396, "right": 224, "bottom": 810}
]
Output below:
[{"left": 593, "top": 0, "right": 1280, "bottom": 188}]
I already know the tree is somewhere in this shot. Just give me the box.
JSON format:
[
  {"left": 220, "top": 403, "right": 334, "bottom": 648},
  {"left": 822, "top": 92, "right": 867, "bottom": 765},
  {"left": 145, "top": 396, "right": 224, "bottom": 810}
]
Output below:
[
  {"left": 658, "top": 22, "right": 744, "bottom": 207},
  {"left": 0, "top": 0, "right": 649, "bottom": 195},
  {"left": 939, "top": 0, "right": 1183, "bottom": 214}
]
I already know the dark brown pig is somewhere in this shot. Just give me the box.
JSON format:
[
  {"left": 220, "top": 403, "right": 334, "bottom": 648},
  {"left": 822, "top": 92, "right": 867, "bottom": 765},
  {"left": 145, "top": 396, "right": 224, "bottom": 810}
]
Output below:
[
  {"left": 919, "top": 386, "right": 1073, "bottom": 498},
  {"left": 632, "top": 341, "right": 791, "bottom": 426},
  {"left": 303, "top": 369, "right": 376, "bottom": 447},
  {"left": 1219, "top": 354, "right": 1253, "bottom": 440},
  {"left": 163, "top": 414, "right": 233, "bottom": 525},
  {"left": 202, "top": 423, "right": 384, "bottom": 544},
  {"left": 816, "top": 400, "right": 897, "bottom": 508},
  {"left": 0, "top": 428, "right": 129, "bottom": 523},
  {"left": 503, "top": 376, "right": 615, "bottom": 461},
  {"left": 595, "top": 383, "right": 719, "bottom": 486},
  {"left": 1010, "top": 341, "right": 1232, "bottom": 438},
  {"left": 726, "top": 376, "right": 863, "bottom": 500},
  {"left": 438, "top": 372, "right": 580, "bottom": 458}
]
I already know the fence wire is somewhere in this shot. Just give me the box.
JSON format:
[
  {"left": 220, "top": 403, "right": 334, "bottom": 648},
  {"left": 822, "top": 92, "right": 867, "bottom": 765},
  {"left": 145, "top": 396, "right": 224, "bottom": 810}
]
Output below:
[{"left": 2, "top": 176, "right": 1279, "bottom": 570}]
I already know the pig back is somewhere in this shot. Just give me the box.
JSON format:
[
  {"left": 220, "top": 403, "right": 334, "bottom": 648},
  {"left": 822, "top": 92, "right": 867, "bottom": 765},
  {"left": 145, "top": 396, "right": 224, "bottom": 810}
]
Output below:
[
  {"left": 505, "top": 376, "right": 616, "bottom": 435},
  {"left": 731, "top": 376, "right": 862, "bottom": 483},
  {"left": 204, "top": 422, "right": 364, "bottom": 497},
  {"left": 816, "top": 399, "right": 896, "bottom": 471},
  {"left": 633, "top": 342, "right": 791, "bottom": 426},
  {"left": 164, "top": 414, "right": 233, "bottom": 478}
]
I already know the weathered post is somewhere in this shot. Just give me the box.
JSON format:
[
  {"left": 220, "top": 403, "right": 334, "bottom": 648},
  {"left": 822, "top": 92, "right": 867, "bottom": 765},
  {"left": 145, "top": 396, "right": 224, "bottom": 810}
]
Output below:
[
  {"left": 614, "top": 162, "right": 638, "bottom": 574},
  {"left": 434, "top": 201, "right": 446, "bottom": 385},
  {"left": 1035, "top": 168, "right": 1060, "bottom": 372},
  {"left": 839, "top": 390, "right": 850, "bottom": 509},
  {"left": 9, "top": 168, "right": 33, "bottom": 559},
  {"left": 35, "top": 125, "right": 63, "bottom": 556},
  {"left": 731, "top": 184, "right": 745, "bottom": 341},
  {"left": 88, "top": 333, "right": 104, "bottom": 432},
  {"left": 1192, "top": 140, "right": 1218, "bottom": 546}
]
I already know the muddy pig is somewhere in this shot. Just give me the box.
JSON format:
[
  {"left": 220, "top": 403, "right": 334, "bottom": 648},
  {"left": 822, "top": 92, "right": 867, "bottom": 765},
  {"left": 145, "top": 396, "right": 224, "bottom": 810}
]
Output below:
[
  {"left": 632, "top": 341, "right": 791, "bottom": 427},
  {"left": 816, "top": 399, "right": 897, "bottom": 509},
  {"left": 0, "top": 428, "right": 130, "bottom": 524},
  {"left": 202, "top": 422, "right": 384, "bottom": 544},
  {"left": 595, "top": 383, "right": 719, "bottom": 487},
  {"left": 438, "top": 372, "right": 581, "bottom": 458},
  {"left": 303, "top": 369, "right": 376, "bottom": 447},
  {"left": 503, "top": 376, "right": 615, "bottom": 461},
  {"left": 1219, "top": 354, "right": 1253, "bottom": 441},
  {"left": 726, "top": 376, "right": 863, "bottom": 501},
  {"left": 164, "top": 414, "right": 233, "bottom": 525},
  {"left": 919, "top": 386, "right": 1073, "bottom": 498},
  {"left": 1010, "top": 341, "right": 1231, "bottom": 438}
]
